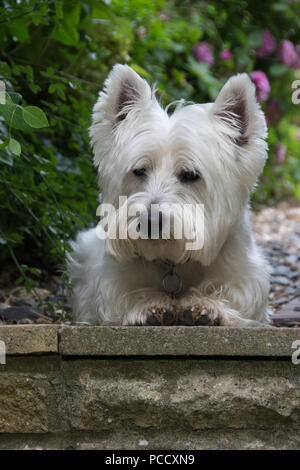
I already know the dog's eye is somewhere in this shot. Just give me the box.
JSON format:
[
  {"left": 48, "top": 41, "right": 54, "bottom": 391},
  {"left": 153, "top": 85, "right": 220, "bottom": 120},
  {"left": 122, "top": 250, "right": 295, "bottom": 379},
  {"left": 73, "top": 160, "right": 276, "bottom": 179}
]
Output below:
[
  {"left": 178, "top": 170, "right": 200, "bottom": 183},
  {"left": 133, "top": 168, "right": 147, "bottom": 177}
]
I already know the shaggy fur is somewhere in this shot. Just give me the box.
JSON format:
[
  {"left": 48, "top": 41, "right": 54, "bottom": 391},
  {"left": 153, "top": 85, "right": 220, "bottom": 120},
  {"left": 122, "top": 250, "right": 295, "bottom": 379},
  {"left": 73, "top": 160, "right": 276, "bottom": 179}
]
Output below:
[{"left": 68, "top": 64, "right": 270, "bottom": 326}]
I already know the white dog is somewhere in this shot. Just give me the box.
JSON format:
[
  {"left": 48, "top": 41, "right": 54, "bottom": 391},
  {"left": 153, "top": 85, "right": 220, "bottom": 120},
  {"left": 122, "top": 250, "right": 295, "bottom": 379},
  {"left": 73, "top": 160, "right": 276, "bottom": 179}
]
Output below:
[{"left": 68, "top": 64, "right": 270, "bottom": 327}]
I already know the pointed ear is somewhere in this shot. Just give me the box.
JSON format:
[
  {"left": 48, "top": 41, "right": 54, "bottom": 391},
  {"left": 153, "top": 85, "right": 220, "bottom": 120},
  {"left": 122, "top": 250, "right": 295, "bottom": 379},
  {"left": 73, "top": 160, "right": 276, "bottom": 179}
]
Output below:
[
  {"left": 92, "top": 64, "right": 152, "bottom": 125},
  {"left": 211, "top": 73, "right": 267, "bottom": 146}
]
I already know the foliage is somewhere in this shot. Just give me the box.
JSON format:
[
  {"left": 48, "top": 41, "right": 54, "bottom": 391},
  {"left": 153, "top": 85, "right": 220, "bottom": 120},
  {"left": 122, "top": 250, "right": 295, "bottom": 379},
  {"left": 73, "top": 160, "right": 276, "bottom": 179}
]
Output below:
[{"left": 0, "top": 0, "right": 300, "bottom": 287}]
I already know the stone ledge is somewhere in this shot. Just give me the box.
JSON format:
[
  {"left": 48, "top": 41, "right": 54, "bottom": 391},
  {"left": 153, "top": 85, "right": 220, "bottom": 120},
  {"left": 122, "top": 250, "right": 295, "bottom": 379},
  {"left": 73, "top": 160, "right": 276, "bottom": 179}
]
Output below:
[
  {"left": 0, "top": 324, "right": 299, "bottom": 357},
  {"left": 0, "top": 325, "right": 58, "bottom": 355},
  {"left": 59, "top": 325, "right": 300, "bottom": 357}
]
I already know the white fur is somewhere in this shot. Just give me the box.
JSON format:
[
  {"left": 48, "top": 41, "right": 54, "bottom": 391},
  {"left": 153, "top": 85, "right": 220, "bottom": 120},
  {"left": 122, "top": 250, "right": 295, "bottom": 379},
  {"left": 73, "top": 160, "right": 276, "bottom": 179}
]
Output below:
[{"left": 68, "top": 65, "right": 270, "bottom": 326}]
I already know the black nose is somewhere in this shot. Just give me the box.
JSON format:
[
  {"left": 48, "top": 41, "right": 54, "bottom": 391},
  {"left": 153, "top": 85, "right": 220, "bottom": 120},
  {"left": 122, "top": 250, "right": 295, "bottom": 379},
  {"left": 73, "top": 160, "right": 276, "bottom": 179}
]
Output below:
[{"left": 148, "top": 211, "right": 163, "bottom": 238}]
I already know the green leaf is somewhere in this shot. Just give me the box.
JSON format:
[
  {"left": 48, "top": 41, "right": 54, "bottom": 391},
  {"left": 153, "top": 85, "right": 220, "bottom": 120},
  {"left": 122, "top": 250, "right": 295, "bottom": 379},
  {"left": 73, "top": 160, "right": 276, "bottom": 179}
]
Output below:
[
  {"left": 7, "top": 18, "right": 29, "bottom": 42},
  {"left": 0, "top": 138, "right": 8, "bottom": 149},
  {"left": 52, "top": 4, "right": 81, "bottom": 46},
  {"left": 7, "top": 92, "right": 22, "bottom": 104},
  {"left": 0, "top": 234, "right": 7, "bottom": 245},
  {"left": 0, "top": 103, "right": 32, "bottom": 131},
  {"left": 55, "top": 2, "right": 64, "bottom": 20},
  {"left": 269, "top": 63, "right": 289, "bottom": 77},
  {"left": 92, "top": 4, "right": 114, "bottom": 20},
  {"left": 48, "top": 83, "right": 66, "bottom": 100},
  {"left": 22, "top": 106, "right": 49, "bottom": 128},
  {"left": 0, "top": 149, "right": 14, "bottom": 166},
  {"left": 187, "top": 58, "right": 222, "bottom": 99},
  {"left": 130, "top": 64, "right": 151, "bottom": 79},
  {"left": 8, "top": 138, "right": 21, "bottom": 156},
  {"left": 272, "top": 2, "right": 288, "bottom": 12},
  {"left": 248, "top": 30, "right": 263, "bottom": 48}
]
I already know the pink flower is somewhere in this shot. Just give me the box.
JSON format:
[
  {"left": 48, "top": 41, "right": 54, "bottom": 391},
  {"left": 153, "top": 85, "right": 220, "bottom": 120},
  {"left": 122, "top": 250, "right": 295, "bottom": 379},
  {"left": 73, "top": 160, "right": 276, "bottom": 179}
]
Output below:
[
  {"left": 275, "top": 143, "right": 287, "bottom": 164},
  {"left": 265, "top": 99, "right": 281, "bottom": 124},
  {"left": 159, "top": 12, "right": 170, "bottom": 22},
  {"left": 220, "top": 49, "right": 232, "bottom": 61},
  {"left": 277, "top": 40, "right": 298, "bottom": 68},
  {"left": 250, "top": 70, "right": 271, "bottom": 103},
  {"left": 256, "top": 30, "right": 276, "bottom": 58},
  {"left": 293, "top": 45, "right": 300, "bottom": 69},
  {"left": 138, "top": 27, "right": 146, "bottom": 39},
  {"left": 297, "top": 128, "right": 300, "bottom": 141},
  {"left": 192, "top": 42, "right": 214, "bottom": 65}
]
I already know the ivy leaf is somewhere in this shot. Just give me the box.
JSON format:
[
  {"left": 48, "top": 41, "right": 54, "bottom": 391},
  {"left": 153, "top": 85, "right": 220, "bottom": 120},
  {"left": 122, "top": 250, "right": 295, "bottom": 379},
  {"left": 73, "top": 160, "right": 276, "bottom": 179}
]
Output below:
[
  {"left": 22, "top": 106, "right": 49, "bottom": 128},
  {"left": 8, "top": 137, "right": 21, "bottom": 156}
]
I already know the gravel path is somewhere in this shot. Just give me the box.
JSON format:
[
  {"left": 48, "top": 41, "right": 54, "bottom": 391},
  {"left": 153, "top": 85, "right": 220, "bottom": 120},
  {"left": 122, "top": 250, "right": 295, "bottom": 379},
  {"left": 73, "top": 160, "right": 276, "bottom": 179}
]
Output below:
[
  {"left": 0, "top": 200, "right": 299, "bottom": 326},
  {"left": 252, "top": 200, "right": 300, "bottom": 326}
]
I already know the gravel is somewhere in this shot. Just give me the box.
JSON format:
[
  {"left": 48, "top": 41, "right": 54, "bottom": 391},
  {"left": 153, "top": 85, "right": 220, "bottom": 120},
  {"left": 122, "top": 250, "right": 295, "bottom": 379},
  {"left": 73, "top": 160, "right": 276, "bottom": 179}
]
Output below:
[{"left": 252, "top": 200, "right": 300, "bottom": 327}]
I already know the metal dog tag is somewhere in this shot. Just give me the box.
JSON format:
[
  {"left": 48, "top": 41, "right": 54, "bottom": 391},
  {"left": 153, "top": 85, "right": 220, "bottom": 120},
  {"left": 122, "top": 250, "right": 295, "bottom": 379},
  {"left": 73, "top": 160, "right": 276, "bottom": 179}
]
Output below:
[{"left": 163, "top": 271, "right": 182, "bottom": 297}]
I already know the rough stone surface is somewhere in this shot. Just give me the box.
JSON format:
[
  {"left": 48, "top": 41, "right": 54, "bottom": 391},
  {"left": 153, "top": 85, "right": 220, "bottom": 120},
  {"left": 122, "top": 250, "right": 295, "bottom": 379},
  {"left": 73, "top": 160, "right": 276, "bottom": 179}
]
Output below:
[
  {"left": 0, "top": 356, "right": 71, "bottom": 434},
  {"left": 0, "top": 324, "right": 299, "bottom": 357},
  {"left": 1, "top": 428, "right": 300, "bottom": 450},
  {"left": 59, "top": 325, "right": 300, "bottom": 357},
  {"left": 0, "top": 356, "right": 299, "bottom": 449},
  {"left": 0, "top": 325, "right": 58, "bottom": 354},
  {"left": 0, "top": 325, "right": 300, "bottom": 449},
  {"left": 62, "top": 359, "right": 300, "bottom": 433},
  {"left": 0, "top": 371, "right": 49, "bottom": 433}
]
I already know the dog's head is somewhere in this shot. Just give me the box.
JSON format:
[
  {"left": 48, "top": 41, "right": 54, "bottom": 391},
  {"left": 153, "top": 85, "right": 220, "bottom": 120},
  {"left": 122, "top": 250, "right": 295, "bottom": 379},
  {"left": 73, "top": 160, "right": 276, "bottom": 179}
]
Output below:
[{"left": 90, "top": 65, "right": 267, "bottom": 265}]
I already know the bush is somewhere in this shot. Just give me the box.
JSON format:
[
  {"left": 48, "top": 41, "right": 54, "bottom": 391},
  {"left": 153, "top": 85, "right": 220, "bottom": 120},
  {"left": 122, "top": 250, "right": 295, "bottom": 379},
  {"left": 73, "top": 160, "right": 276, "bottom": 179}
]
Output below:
[{"left": 0, "top": 0, "right": 300, "bottom": 287}]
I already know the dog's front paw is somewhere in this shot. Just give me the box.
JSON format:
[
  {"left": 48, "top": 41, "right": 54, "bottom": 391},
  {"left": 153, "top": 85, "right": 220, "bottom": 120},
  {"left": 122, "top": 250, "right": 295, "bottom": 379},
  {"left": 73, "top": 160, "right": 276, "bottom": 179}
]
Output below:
[
  {"left": 125, "top": 305, "right": 177, "bottom": 326},
  {"left": 178, "top": 305, "right": 220, "bottom": 326},
  {"left": 141, "top": 305, "right": 218, "bottom": 326},
  {"left": 144, "top": 306, "right": 178, "bottom": 326},
  {"left": 125, "top": 302, "right": 221, "bottom": 326}
]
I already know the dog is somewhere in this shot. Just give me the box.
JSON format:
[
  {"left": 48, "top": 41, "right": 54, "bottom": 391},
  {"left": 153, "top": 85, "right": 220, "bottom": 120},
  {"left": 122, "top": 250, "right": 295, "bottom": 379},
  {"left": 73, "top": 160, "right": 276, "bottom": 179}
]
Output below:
[{"left": 67, "top": 64, "right": 270, "bottom": 327}]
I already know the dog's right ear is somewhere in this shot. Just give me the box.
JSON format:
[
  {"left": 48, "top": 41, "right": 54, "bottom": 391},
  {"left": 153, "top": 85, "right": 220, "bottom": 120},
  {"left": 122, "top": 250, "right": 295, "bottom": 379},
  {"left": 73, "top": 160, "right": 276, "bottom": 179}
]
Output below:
[
  {"left": 92, "top": 64, "right": 152, "bottom": 126},
  {"left": 90, "top": 64, "right": 152, "bottom": 167}
]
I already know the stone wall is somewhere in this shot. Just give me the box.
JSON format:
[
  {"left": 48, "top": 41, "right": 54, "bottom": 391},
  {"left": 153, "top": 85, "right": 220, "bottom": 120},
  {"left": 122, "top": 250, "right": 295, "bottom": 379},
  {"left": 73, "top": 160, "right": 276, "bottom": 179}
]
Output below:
[{"left": 0, "top": 325, "right": 299, "bottom": 449}]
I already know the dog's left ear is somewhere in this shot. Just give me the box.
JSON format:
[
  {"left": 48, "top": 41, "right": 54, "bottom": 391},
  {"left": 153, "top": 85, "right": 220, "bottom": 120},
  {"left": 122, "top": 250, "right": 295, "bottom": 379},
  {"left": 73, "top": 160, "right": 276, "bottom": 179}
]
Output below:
[{"left": 211, "top": 73, "right": 267, "bottom": 146}]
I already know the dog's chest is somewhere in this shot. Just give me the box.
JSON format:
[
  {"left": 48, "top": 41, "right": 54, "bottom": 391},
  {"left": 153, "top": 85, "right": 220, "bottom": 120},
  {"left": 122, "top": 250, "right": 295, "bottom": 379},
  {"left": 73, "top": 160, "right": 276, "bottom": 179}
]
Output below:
[{"left": 122, "top": 260, "right": 205, "bottom": 297}]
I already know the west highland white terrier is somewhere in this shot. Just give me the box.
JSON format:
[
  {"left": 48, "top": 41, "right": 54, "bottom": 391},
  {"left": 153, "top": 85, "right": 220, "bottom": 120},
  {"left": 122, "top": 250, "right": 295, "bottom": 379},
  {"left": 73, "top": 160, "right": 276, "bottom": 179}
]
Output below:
[{"left": 68, "top": 64, "right": 270, "bottom": 327}]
